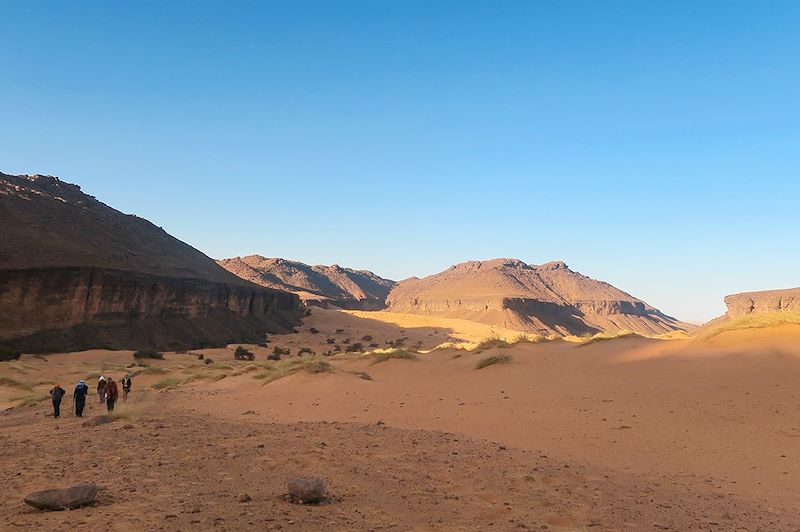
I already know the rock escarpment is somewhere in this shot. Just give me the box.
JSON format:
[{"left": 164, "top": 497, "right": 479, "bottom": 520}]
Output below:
[
  {"left": 386, "top": 259, "right": 690, "bottom": 336},
  {"left": 0, "top": 173, "right": 302, "bottom": 352},
  {"left": 723, "top": 287, "right": 800, "bottom": 319},
  {"left": 218, "top": 255, "right": 395, "bottom": 310}
]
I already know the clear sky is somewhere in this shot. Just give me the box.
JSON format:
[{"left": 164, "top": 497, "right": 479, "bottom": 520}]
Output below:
[{"left": 1, "top": 1, "right": 798, "bottom": 323}]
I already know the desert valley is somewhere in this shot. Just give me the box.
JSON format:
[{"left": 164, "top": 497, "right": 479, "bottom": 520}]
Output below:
[{"left": 2, "top": 172, "right": 800, "bottom": 530}]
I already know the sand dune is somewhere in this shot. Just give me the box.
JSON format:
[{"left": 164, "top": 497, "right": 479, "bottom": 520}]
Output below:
[{"left": 3, "top": 310, "right": 800, "bottom": 529}]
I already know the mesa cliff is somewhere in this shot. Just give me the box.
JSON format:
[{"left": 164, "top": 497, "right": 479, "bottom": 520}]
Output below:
[
  {"left": 722, "top": 287, "right": 800, "bottom": 319},
  {"left": 0, "top": 173, "right": 302, "bottom": 352},
  {"left": 386, "top": 259, "right": 691, "bottom": 336},
  {"left": 218, "top": 255, "right": 395, "bottom": 310}
]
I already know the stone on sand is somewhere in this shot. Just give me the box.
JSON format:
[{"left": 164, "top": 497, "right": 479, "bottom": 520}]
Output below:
[
  {"left": 24, "top": 484, "right": 99, "bottom": 510},
  {"left": 288, "top": 477, "right": 325, "bottom": 504},
  {"left": 82, "top": 415, "right": 113, "bottom": 427}
]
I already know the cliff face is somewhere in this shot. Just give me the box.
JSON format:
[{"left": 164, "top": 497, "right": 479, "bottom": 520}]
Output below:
[
  {"left": 386, "top": 259, "right": 690, "bottom": 336},
  {"left": 0, "top": 173, "right": 302, "bottom": 352},
  {"left": 723, "top": 288, "right": 800, "bottom": 319},
  {"left": 218, "top": 255, "right": 395, "bottom": 310}
]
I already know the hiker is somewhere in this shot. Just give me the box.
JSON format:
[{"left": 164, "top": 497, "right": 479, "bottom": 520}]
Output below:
[
  {"left": 121, "top": 374, "right": 132, "bottom": 402},
  {"left": 73, "top": 380, "right": 89, "bottom": 417},
  {"left": 97, "top": 376, "right": 106, "bottom": 404},
  {"left": 49, "top": 384, "right": 65, "bottom": 418},
  {"left": 104, "top": 377, "right": 119, "bottom": 413}
]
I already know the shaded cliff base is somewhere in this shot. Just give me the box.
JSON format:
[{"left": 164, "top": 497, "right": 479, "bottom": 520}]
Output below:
[
  {"left": 0, "top": 310, "right": 299, "bottom": 354},
  {"left": 0, "top": 267, "right": 303, "bottom": 354}
]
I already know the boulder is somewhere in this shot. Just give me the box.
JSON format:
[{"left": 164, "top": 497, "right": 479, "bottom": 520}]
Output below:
[
  {"left": 287, "top": 477, "right": 325, "bottom": 504},
  {"left": 24, "top": 484, "right": 99, "bottom": 510}
]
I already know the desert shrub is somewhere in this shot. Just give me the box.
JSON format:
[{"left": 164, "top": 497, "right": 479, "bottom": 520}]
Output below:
[
  {"left": 273, "top": 346, "right": 290, "bottom": 356},
  {"left": 368, "top": 348, "right": 417, "bottom": 364},
  {"left": 204, "top": 358, "right": 214, "bottom": 365},
  {"left": 309, "top": 327, "right": 319, "bottom": 334},
  {"left": 0, "top": 346, "right": 22, "bottom": 362},
  {"left": 335, "top": 329, "right": 344, "bottom": 334},
  {"left": 333, "top": 345, "right": 342, "bottom": 352},
  {"left": 298, "top": 347, "right": 314, "bottom": 355},
  {"left": 326, "top": 338, "right": 336, "bottom": 344},
  {"left": 133, "top": 349, "right": 164, "bottom": 360},
  {"left": 345, "top": 342, "right": 364, "bottom": 353},
  {"left": 291, "top": 328, "right": 299, "bottom": 334},
  {"left": 267, "top": 352, "right": 281, "bottom": 361},
  {"left": 361, "top": 335, "right": 373, "bottom": 341},
  {"left": 152, "top": 377, "right": 181, "bottom": 390},
  {"left": 475, "top": 353, "right": 512, "bottom": 369},
  {"left": 257, "top": 341, "right": 269, "bottom": 347},
  {"left": 343, "top": 338, "right": 351, "bottom": 344},
  {"left": 234, "top": 346, "right": 255, "bottom": 361}
]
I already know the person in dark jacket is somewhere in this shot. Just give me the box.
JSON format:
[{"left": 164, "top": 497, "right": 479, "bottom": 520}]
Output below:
[
  {"left": 49, "top": 384, "right": 66, "bottom": 418},
  {"left": 104, "top": 377, "right": 119, "bottom": 413},
  {"left": 73, "top": 380, "right": 89, "bottom": 417},
  {"left": 121, "top": 375, "right": 132, "bottom": 402}
]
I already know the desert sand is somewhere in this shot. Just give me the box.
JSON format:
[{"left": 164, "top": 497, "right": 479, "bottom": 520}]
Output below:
[{"left": 2, "top": 308, "right": 800, "bottom": 530}]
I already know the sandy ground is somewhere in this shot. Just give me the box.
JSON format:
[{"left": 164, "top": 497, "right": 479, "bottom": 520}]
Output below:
[{"left": 2, "top": 309, "right": 800, "bottom": 530}]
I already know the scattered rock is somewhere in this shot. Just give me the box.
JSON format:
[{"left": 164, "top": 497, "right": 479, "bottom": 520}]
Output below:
[
  {"left": 237, "top": 493, "right": 252, "bottom": 503},
  {"left": 82, "top": 415, "right": 113, "bottom": 427},
  {"left": 24, "top": 484, "right": 99, "bottom": 510},
  {"left": 242, "top": 410, "right": 258, "bottom": 416},
  {"left": 287, "top": 477, "right": 326, "bottom": 504}
]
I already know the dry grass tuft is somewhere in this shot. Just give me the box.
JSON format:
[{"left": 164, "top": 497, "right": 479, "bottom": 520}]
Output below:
[
  {"left": 152, "top": 377, "right": 182, "bottom": 390},
  {"left": 475, "top": 353, "right": 512, "bottom": 369},
  {"left": 0, "top": 377, "right": 32, "bottom": 390},
  {"left": 366, "top": 348, "right": 418, "bottom": 365},
  {"left": 11, "top": 392, "right": 50, "bottom": 407},
  {"left": 574, "top": 330, "right": 643, "bottom": 347},
  {"left": 254, "top": 355, "right": 333, "bottom": 384}
]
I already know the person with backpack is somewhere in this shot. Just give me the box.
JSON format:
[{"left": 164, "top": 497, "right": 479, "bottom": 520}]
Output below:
[
  {"left": 104, "top": 377, "right": 119, "bottom": 413},
  {"left": 49, "top": 384, "right": 65, "bottom": 418},
  {"left": 73, "top": 380, "right": 89, "bottom": 417},
  {"left": 97, "top": 376, "right": 106, "bottom": 404}
]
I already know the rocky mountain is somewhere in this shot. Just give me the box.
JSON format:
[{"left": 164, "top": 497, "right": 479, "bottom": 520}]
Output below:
[
  {"left": 722, "top": 287, "right": 800, "bottom": 319},
  {"left": 218, "top": 255, "right": 395, "bottom": 310},
  {"left": 0, "top": 173, "right": 303, "bottom": 353},
  {"left": 386, "top": 258, "right": 690, "bottom": 336}
]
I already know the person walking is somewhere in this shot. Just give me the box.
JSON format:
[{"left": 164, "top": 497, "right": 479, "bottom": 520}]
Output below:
[
  {"left": 97, "top": 376, "right": 106, "bottom": 404},
  {"left": 104, "top": 377, "right": 119, "bottom": 413},
  {"left": 121, "top": 374, "right": 132, "bottom": 402},
  {"left": 73, "top": 380, "right": 89, "bottom": 417},
  {"left": 49, "top": 384, "right": 65, "bottom": 418}
]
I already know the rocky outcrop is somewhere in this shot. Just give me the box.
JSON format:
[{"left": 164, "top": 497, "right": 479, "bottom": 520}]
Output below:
[
  {"left": 0, "top": 173, "right": 303, "bottom": 353},
  {"left": 386, "top": 258, "right": 690, "bottom": 336},
  {"left": 218, "top": 255, "right": 395, "bottom": 310},
  {"left": 723, "top": 288, "right": 800, "bottom": 319}
]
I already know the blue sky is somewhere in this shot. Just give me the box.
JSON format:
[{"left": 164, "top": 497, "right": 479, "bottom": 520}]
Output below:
[{"left": 1, "top": 1, "right": 798, "bottom": 323}]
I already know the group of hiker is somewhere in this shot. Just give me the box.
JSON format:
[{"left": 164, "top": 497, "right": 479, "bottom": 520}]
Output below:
[{"left": 48, "top": 375, "right": 132, "bottom": 419}]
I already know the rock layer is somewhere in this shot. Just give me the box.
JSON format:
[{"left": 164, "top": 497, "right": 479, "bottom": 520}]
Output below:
[
  {"left": 0, "top": 173, "right": 302, "bottom": 352},
  {"left": 219, "top": 255, "right": 395, "bottom": 310},
  {"left": 386, "top": 259, "right": 690, "bottom": 336}
]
